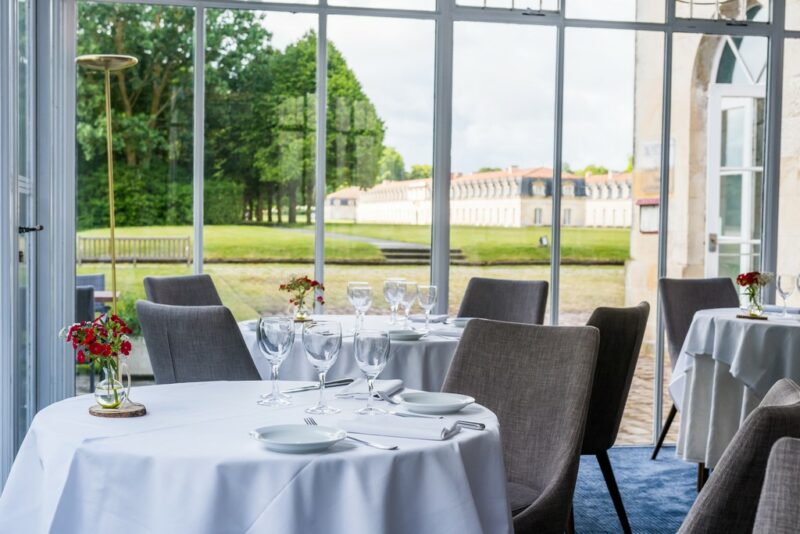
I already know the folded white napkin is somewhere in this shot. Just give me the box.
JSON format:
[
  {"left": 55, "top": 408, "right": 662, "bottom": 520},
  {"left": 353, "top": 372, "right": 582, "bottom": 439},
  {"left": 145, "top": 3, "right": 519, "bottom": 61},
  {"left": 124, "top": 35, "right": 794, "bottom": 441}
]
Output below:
[
  {"left": 429, "top": 327, "right": 463, "bottom": 338},
  {"left": 410, "top": 314, "right": 449, "bottom": 324},
  {"left": 241, "top": 319, "right": 258, "bottom": 331},
  {"left": 338, "top": 414, "right": 460, "bottom": 441},
  {"left": 335, "top": 379, "right": 404, "bottom": 399}
]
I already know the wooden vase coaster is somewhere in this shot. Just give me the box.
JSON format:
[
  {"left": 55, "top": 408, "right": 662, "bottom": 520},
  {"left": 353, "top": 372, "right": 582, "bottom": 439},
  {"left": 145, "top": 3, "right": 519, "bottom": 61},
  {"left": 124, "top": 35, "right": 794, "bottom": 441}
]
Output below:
[
  {"left": 89, "top": 403, "right": 147, "bottom": 418},
  {"left": 736, "top": 314, "right": 768, "bottom": 321}
]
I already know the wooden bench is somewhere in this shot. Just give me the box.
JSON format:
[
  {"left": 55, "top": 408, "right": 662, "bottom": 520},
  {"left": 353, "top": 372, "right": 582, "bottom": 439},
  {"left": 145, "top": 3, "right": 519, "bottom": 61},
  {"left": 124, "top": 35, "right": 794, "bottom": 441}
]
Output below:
[{"left": 78, "top": 237, "right": 192, "bottom": 265}]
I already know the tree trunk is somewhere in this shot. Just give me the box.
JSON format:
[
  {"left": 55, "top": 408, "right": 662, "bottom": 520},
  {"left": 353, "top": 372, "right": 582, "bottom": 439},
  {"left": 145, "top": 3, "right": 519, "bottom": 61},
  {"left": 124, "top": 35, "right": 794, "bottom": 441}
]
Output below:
[
  {"left": 256, "top": 187, "right": 263, "bottom": 222},
  {"left": 287, "top": 182, "right": 298, "bottom": 224},
  {"left": 277, "top": 189, "right": 283, "bottom": 224}
]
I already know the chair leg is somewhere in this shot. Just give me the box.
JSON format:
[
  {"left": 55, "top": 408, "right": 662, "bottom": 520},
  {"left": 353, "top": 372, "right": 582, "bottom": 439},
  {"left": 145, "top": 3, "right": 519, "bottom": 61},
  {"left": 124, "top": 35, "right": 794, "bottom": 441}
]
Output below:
[
  {"left": 565, "top": 504, "right": 575, "bottom": 534},
  {"left": 697, "top": 463, "right": 709, "bottom": 492},
  {"left": 596, "top": 451, "right": 632, "bottom": 534},
  {"left": 651, "top": 403, "right": 677, "bottom": 460}
]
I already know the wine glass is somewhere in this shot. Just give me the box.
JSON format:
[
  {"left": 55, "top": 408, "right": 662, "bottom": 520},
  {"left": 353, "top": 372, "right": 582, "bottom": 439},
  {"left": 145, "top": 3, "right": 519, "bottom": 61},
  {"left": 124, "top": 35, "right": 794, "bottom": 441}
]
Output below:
[
  {"left": 398, "top": 281, "right": 418, "bottom": 328},
  {"left": 353, "top": 330, "right": 391, "bottom": 415},
  {"left": 348, "top": 282, "right": 372, "bottom": 331},
  {"left": 383, "top": 279, "right": 404, "bottom": 324},
  {"left": 417, "top": 285, "right": 438, "bottom": 332},
  {"left": 256, "top": 316, "right": 295, "bottom": 406},
  {"left": 778, "top": 274, "right": 797, "bottom": 318},
  {"left": 302, "top": 321, "right": 343, "bottom": 414}
]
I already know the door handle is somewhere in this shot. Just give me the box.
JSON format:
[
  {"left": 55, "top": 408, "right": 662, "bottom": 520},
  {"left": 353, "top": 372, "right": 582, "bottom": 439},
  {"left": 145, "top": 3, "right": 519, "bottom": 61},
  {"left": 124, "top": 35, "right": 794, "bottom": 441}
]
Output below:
[
  {"left": 18, "top": 225, "right": 44, "bottom": 234},
  {"left": 708, "top": 233, "right": 718, "bottom": 253}
]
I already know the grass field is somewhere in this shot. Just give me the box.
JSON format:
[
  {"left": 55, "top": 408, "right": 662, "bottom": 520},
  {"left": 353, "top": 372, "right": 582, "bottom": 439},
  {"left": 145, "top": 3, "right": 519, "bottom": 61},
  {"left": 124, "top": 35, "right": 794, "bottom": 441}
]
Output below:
[{"left": 79, "top": 223, "right": 630, "bottom": 263}]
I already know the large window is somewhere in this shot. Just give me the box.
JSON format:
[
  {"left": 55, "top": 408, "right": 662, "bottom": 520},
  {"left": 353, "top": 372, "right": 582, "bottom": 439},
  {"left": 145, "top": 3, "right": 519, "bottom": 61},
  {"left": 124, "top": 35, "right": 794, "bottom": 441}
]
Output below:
[{"left": 62, "top": 0, "right": 800, "bottom": 451}]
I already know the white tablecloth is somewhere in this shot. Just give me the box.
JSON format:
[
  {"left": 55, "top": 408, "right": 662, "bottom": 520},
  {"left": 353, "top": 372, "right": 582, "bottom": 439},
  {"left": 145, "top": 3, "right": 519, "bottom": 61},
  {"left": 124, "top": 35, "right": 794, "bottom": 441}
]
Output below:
[
  {"left": 241, "top": 315, "right": 462, "bottom": 391},
  {"left": 0, "top": 381, "right": 511, "bottom": 534},
  {"left": 670, "top": 308, "right": 800, "bottom": 467}
]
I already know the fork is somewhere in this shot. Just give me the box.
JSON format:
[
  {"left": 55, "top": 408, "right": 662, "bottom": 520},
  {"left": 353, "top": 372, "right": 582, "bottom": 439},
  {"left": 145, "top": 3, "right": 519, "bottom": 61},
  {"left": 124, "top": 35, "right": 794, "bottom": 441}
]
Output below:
[
  {"left": 303, "top": 417, "right": 398, "bottom": 450},
  {"left": 376, "top": 391, "right": 486, "bottom": 430}
]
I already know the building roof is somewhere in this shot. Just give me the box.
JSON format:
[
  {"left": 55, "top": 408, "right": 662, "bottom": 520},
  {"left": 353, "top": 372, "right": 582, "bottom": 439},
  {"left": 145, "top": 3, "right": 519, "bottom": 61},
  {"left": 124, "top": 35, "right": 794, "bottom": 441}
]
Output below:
[
  {"left": 452, "top": 166, "right": 579, "bottom": 183},
  {"left": 327, "top": 186, "right": 362, "bottom": 200},
  {"left": 584, "top": 171, "right": 632, "bottom": 185}
]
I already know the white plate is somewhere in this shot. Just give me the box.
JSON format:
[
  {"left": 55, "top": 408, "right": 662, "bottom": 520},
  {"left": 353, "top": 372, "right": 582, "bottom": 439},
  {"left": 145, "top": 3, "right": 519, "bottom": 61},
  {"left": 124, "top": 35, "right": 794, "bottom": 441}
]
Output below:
[
  {"left": 450, "top": 317, "right": 473, "bottom": 328},
  {"left": 250, "top": 424, "right": 346, "bottom": 453},
  {"left": 388, "top": 330, "right": 424, "bottom": 341},
  {"left": 395, "top": 391, "right": 475, "bottom": 415}
]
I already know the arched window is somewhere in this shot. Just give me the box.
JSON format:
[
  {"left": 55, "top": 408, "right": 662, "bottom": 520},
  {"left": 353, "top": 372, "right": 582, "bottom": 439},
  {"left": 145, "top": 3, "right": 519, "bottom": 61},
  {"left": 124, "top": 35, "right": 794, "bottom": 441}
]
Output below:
[{"left": 715, "top": 5, "right": 768, "bottom": 85}]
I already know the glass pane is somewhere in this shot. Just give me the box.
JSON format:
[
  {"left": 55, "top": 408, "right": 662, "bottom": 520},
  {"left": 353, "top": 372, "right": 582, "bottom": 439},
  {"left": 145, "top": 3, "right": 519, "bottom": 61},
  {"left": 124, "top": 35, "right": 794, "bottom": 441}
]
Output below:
[
  {"left": 325, "top": 16, "right": 435, "bottom": 316},
  {"left": 204, "top": 10, "right": 317, "bottom": 321},
  {"left": 720, "top": 174, "right": 743, "bottom": 235},
  {"left": 675, "top": 0, "right": 769, "bottom": 22},
  {"left": 76, "top": 2, "right": 195, "bottom": 393},
  {"left": 451, "top": 22, "right": 556, "bottom": 322},
  {"left": 561, "top": 28, "right": 664, "bottom": 445},
  {"left": 721, "top": 107, "right": 744, "bottom": 167},
  {"left": 456, "top": 0, "right": 559, "bottom": 11},
  {"left": 776, "top": 38, "right": 800, "bottom": 306},
  {"left": 789, "top": 0, "right": 800, "bottom": 30},
  {"left": 567, "top": 0, "right": 665, "bottom": 22},
  {"left": 329, "top": 0, "right": 434, "bottom": 9}
]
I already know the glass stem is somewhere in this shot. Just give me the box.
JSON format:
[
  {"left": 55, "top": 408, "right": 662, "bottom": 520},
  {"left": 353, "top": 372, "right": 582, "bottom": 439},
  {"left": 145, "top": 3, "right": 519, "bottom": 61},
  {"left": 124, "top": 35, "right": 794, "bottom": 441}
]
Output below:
[
  {"left": 390, "top": 305, "right": 396, "bottom": 324},
  {"left": 425, "top": 310, "right": 430, "bottom": 331},
  {"left": 318, "top": 371, "right": 326, "bottom": 407},
  {"left": 271, "top": 364, "right": 279, "bottom": 397},
  {"left": 366, "top": 377, "right": 375, "bottom": 411}
]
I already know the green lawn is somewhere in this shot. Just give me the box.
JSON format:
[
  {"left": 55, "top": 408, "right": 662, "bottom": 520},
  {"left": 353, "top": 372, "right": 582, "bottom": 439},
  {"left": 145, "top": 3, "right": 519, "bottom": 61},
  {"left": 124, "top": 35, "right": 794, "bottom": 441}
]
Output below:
[{"left": 79, "top": 223, "right": 630, "bottom": 263}]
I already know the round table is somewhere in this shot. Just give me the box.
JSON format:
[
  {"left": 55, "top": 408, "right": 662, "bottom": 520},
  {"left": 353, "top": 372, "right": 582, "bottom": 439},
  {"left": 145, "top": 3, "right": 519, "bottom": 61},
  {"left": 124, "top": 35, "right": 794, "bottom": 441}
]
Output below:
[
  {"left": 0, "top": 381, "right": 511, "bottom": 534},
  {"left": 670, "top": 308, "right": 800, "bottom": 467},
  {"left": 240, "top": 315, "right": 463, "bottom": 391}
]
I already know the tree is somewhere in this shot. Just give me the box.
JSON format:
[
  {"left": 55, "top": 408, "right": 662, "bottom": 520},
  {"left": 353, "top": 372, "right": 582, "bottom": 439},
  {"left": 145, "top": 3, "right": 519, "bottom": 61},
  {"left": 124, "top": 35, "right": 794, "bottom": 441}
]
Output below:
[
  {"left": 477, "top": 167, "right": 501, "bottom": 173},
  {"left": 378, "top": 147, "right": 406, "bottom": 181},
  {"left": 408, "top": 164, "right": 432, "bottom": 180}
]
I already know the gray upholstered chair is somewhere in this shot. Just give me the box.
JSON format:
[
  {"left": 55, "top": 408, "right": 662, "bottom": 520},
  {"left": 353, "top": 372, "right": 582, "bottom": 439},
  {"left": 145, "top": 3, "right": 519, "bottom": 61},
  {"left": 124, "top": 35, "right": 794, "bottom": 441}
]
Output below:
[
  {"left": 143, "top": 274, "right": 223, "bottom": 306},
  {"left": 75, "top": 286, "right": 95, "bottom": 323},
  {"left": 136, "top": 300, "right": 259, "bottom": 384},
  {"left": 442, "top": 319, "right": 599, "bottom": 534},
  {"left": 653, "top": 277, "right": 740, "bottom": 461},
  {"left": 753, "top": 437, "right": 800, "bottom": 534},
  {"left": 678, "top": 379, "right": 800, "bottom": 534},
  {"left": 580, "top": 302, "right": 650, "bottom": 534},
  {"left": 457, "top": 277, "right": 548, "bottom": 324},
  {"left": 77, "top": 273, "right": 106, "bottom": 313}
]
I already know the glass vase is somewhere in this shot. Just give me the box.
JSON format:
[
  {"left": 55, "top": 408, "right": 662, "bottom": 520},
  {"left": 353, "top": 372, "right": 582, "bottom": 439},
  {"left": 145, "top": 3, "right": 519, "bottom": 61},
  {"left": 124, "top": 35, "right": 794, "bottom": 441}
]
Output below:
[
  {"left": 94, "top": 362, "right": 130, "bottom": 409},
  {"left": 293, "top": 299, "right": 311, "bottom": 322},
  {"left": 747, "top": 287, "right": 764, "bottom": 317}
]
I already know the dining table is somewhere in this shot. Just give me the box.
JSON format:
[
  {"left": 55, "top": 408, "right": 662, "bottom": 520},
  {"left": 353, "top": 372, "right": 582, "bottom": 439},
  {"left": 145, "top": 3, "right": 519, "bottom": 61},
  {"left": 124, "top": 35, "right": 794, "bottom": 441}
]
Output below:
[
  {"left": 0, "top": 380, "right": 511, "bottom": 534},
  {"left": 669, "top": 307, "right": 800, "bottom": 468},
  {"left": 239, "top": 314, "right": 464, "bottom": 392}
]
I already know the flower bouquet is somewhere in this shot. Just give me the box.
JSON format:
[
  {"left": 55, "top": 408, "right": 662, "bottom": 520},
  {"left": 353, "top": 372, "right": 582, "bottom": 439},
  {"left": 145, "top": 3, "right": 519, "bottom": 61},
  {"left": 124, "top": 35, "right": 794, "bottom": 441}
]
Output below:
[
  {"left": 280, "top": 275, "right": 325, "bottom": 321},
  {"left": 736, "top": 271, "right": 774, "bottom": 318},
  {"left": 63, "top": 314, "right": 133, "bottom": 408}
]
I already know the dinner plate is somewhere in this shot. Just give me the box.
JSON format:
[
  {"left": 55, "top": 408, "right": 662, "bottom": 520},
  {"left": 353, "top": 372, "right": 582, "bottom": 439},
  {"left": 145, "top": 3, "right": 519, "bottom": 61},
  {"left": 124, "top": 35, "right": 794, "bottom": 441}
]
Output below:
[
  {"left": 450, "top": 317, "right": 473, "bottom": 328},
  {"left": 250, "top": 424, "right": 346, "bottom": 453},
  {"left": 388, "top": 329, "right": 424, "bottom": 341},
  {"left": 395, "top": 391, "right": 475, "bottom": 415}
]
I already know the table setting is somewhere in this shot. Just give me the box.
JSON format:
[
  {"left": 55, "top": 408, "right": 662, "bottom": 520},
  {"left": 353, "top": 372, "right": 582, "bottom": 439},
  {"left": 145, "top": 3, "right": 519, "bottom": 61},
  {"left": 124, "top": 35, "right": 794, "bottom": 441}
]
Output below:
[
  {"left": 239, "top": 277, "right": 476, "bottom": 390},
  {"left": 670, "top": 272, "right": 800, "bottom": 468}
]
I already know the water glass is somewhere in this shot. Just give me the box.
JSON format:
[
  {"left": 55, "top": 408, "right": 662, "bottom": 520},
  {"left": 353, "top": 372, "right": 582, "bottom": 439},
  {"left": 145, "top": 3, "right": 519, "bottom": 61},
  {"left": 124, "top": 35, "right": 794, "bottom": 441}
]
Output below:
[
  {"left": 383, "top": 279, "right": 404, "bottom": 324},
  {"left": 778, "top": 274, "right": 796, "bottom": 317},
  {"left": 353, "top": 330, "right": 391, "bottom": 415},
  {"left": 302, "top": 321, "right": 343, "bottom": 414},
  {"left": 417, "top": 285, "right": 438, "bottom": 331},
  {"left": 348, "top": 282, "right": 372, "bottom": 331},
  {"left": 256, "top": 316, "right": 295, "bottom": 406},
  {"left": 398, "top": 281, "right": 418, "bottom": 327}
]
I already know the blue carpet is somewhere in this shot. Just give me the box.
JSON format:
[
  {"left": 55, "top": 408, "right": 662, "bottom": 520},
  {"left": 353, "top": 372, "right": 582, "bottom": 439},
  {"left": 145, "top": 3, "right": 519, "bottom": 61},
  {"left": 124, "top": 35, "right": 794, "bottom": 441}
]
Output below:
[{"left": 574, "top": 447, "right": 696, "bottom": 533}]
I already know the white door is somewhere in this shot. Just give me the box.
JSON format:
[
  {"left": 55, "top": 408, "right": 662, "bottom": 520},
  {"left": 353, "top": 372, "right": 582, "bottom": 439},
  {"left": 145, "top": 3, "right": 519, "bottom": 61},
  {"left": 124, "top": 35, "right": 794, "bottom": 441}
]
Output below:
[{"left": 706, "top": 84, "right": 765, "bottom": 279}]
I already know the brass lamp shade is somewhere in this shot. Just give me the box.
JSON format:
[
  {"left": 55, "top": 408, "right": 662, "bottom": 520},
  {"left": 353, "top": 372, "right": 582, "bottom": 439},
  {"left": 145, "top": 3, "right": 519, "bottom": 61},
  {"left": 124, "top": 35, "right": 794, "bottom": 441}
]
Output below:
[{"left": 76, "top": 54, "right": 138, "bottom": 71}]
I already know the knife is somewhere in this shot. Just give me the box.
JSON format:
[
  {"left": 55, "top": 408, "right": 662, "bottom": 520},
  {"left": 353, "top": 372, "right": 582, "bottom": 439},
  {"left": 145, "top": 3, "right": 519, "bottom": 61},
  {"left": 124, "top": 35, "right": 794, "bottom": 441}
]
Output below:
[{"left": 282, "top": 378, "right": 355, "bottom": 394}]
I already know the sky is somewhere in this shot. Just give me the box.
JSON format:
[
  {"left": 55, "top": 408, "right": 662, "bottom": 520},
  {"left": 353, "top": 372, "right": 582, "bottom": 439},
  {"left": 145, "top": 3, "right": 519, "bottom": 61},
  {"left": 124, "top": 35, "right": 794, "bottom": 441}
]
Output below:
[{"left": 263, "top": 3, "right": 640, "bottom": 175}]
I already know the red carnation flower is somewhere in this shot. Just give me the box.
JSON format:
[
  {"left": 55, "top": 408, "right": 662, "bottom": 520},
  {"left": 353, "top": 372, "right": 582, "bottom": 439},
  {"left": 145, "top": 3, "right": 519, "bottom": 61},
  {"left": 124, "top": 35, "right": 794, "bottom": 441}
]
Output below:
[{"left": 76, "top": 350, "right": 86, "bottom": 364}]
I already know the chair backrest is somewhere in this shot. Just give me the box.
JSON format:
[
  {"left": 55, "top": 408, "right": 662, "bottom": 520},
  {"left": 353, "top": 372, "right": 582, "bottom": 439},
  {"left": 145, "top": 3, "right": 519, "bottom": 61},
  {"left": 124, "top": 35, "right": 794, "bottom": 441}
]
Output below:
[
  {"left": 136, "top": 300, "right": 259, "bottom": 384},
  {"left": 143, "top": 274, "right": 223, "bottom": 306},
  {"left": 753, "top": 437, "right": 800, "bottom": 534},
  {"left": 678, "top": 379, "right": 800, "bottom": 534},
  {"left": 457, "top": 277, "right": 548, "bottom": 324},
  {"left": 582, "top": 302, "right": 650, "bottom": 454},
  {"left": 77, "top": 274, "right": 105, "bottom": 291},
  {"left": 442, "top": 319, "right": 599, "bottom": 533},
  {"left": 658, "top": 277, "right": 739, "bottom": 370},
  {"left": 75, "top": 286, "right": 95, "bottom": 323}
]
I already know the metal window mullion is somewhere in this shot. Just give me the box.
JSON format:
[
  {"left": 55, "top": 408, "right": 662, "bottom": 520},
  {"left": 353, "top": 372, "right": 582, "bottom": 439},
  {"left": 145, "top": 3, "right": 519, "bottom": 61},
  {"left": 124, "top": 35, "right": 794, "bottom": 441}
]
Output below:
[
  {"left": 314, "top": 7, "right": 327, "bottom": 314},
  {"left": 761, "top": 0, "right": 785, "bottom": 303},
  {"left": 192, "top": 6, "right": 205, "bottom": 274},
  {"left": 549, "top": 21, "right": 565, "bottom": 325}
]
